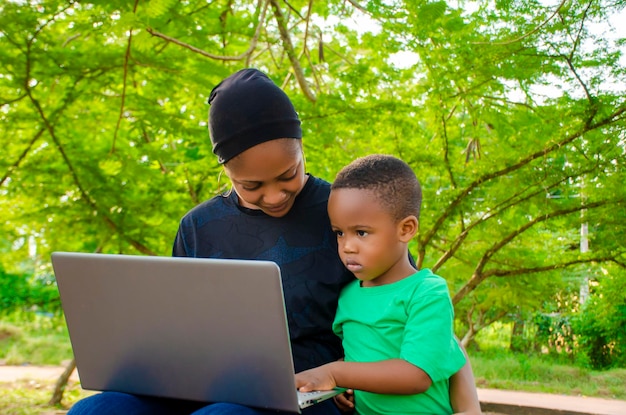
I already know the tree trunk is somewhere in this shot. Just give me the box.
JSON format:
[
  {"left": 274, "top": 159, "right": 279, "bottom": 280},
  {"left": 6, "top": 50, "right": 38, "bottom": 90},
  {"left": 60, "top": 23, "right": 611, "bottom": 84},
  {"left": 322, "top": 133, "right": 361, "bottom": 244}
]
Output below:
[
  {"left": 510, "top": 318, "right": 526, "bottom": 352},
  {"left": 49, "top": 358, "right": 76, "bottom": 406}
]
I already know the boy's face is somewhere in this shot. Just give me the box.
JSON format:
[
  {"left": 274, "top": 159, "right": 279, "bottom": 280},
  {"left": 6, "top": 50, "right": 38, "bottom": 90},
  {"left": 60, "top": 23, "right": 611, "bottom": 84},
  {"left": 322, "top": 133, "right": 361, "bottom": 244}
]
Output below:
[
  {"left": 328, "top": 188, "right": 417, "bottom": 287},
  {"left": 224, "top": 139, "right": 307, "bottom": 218}
]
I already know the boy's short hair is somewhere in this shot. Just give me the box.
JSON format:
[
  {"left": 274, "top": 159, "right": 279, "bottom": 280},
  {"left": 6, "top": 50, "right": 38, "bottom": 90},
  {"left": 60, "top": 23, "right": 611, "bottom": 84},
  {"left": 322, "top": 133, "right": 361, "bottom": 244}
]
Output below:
[{"left": 332, "top": 154, "right": 422, "bottom": 220}]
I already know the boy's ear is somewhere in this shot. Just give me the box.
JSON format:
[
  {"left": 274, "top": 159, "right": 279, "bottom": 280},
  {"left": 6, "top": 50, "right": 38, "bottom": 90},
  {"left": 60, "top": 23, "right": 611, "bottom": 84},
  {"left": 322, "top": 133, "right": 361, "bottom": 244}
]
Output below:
[{"left": 398, "top": 215, "right": 419, "bottom": 242}]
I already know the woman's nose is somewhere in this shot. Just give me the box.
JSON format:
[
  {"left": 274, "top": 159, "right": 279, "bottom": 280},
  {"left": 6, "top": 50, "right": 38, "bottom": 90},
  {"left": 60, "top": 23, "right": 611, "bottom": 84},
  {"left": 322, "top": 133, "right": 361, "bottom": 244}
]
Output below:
[{"left": 263, "top": 186, "right": 287, "bottom": 204}]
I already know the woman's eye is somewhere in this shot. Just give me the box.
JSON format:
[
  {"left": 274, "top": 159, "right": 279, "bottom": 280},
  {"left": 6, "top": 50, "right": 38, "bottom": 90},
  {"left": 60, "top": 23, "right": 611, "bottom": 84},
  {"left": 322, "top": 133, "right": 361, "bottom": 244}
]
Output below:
[
  {"left": 242, "top": 184, "right": 261, "bottom": 191},
  {"left": 279, "top": 173, "right": 297, "bottom": 182}
]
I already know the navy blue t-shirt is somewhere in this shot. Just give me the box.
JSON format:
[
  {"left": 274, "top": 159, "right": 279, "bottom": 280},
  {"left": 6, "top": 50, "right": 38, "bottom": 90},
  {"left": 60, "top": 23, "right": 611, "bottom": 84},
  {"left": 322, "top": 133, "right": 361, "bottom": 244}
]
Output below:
[{"left": 172, "top": 174, "right": 354, "bottom": 372}]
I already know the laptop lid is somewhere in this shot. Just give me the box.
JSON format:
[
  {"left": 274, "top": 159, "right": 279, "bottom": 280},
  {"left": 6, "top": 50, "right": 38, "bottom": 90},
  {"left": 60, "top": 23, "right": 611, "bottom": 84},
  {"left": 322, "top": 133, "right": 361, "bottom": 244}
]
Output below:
[{"left": 52, "top": 252, "right": 307, "bottom": 412}]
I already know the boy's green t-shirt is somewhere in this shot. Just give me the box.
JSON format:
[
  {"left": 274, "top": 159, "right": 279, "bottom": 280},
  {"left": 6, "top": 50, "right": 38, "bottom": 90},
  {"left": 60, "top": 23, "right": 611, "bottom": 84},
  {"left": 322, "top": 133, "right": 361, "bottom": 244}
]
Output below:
[{"left": 333, "top": 269, "right": 466, "bottom": 415}]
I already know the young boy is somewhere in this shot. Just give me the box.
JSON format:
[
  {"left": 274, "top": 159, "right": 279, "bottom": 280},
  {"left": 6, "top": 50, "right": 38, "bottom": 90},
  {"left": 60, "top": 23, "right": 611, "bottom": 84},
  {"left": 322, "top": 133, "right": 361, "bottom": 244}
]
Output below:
[{"left": 295, "top": 154, "right": 467, "bottom": 415}]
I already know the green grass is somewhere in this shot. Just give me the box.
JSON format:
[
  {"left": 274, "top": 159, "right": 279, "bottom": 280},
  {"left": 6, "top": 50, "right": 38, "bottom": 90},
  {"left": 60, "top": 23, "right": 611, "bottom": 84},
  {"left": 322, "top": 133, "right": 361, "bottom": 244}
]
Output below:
[
  {"left": 469, "top": 322, "right": 626, "bottom": 400},
  {"left": 0, "top": 312, "right": 73, "bottom": 366},
  {"left": 470, "top": 351, "right": 626, "bottom": 400},
  {"left": 0, "top": 312, "right": 89, "bottom": 415},
  {"left": 0, "top": 378, "right": 93, "bottom": 415}
]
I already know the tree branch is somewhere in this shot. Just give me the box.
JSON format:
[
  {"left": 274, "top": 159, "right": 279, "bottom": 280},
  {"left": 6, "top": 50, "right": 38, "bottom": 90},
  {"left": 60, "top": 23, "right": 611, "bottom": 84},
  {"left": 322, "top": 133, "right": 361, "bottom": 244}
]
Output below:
[
  {"left": 0, "top": 93, "right": 28, "bottom": 107},
  {"left": 282, "top": 0, "right": 321, "bottom": 92},
  {"left": 27, "top": 1, "right": 76, "bottom": 47},
  {"left": 1, "top": 128, "right": 45, "bottom": 187},
  {"left": 432, "top": 162, "right": 602, "bottom": 272},
  {"left": 111, "top": 0, "right": 139, "bottom": 153},
  {"left": 184, "top": 169, "right": 200, "bottom": 205},
  {"left": 300, "top": 0, "right": 321, "bottom": 93},
  {"left": 460, "top": 308, "right": 507, "bottom": 348},
  {"left": 480, "top": 200, "right": 614, "bottom": 273},
  {"left": 28, "top": 90, "right": 156, "bottom": 255},
  {"left": 22, "top": 33, "right": 156, "bottom": 255},
  {"left": 140, "top": 127, "right": 168, "bottom": 174},
  {"left": 473, "top": 0, "right": 567, "bottom": 46},
  {"left": 346, "top": 0, "right": 369, "bottom": 15},
  {"left": 145, "top": 0, "right": 268, "bottom": 61},
  {"left": 320, "top": 42, "right": 355, "bottom": 65},
  {"left": 559, "top": 49, "right": 594, "bottom": 106},
  {"left": 421, "top": 104, "right": 626, "bottom": 250},
  {"left": 483, "top": 257, "right": 617, "bottom": 278},
  {"left": 452, "top": 199, "right": 622, "bottom": 304},
  {"left": 270, "top": 0, "right": 317, "bottom": 102},
  {"left": 441, "top": 104, "right": 458, "bottom": 189}
]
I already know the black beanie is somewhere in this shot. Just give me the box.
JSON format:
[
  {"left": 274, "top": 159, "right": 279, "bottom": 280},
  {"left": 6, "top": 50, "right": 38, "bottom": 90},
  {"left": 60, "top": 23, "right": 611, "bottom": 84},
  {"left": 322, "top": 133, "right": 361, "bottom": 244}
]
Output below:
[{"left": 208, "top": 68, "right": 302, "bottom": 164}]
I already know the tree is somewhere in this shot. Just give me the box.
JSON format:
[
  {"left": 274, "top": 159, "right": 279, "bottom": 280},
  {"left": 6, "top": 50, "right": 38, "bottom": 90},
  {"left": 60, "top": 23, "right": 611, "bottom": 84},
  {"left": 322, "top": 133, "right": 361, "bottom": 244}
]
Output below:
[{"left": 1, "top": 0, "right": 625, "bottom": 349}]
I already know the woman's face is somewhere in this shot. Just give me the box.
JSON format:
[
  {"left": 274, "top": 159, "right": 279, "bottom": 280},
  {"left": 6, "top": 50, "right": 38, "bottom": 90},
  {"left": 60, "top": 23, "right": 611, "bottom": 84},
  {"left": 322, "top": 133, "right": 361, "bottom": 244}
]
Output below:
[{"left": 223, "top": 138, "right": 307, "bottom": 218}]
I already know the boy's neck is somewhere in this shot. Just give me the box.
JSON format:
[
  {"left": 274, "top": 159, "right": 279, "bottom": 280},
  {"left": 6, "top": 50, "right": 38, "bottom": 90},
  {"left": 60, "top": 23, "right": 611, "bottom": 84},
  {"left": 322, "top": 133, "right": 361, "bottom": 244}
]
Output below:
[{"left": 361, "top": 260, "right": 418, "bottom": 287}]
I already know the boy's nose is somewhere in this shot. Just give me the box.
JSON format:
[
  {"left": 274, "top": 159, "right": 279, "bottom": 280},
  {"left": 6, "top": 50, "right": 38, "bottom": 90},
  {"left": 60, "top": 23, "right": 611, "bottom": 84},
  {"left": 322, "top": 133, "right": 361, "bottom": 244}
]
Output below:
[{"left": 341, "top": 238, "right": 357, "bottom": 253}]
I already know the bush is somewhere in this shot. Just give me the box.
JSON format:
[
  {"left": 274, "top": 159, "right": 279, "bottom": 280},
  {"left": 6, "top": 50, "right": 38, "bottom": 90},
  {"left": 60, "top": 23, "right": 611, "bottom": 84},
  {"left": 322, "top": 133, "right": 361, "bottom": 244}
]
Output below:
[
  {"left": 572, "top": 269, "right": 626, "bottom": 370},
  {"left": 534, "top": 312, "right": 576, "bottom": 355},
  {"left": 0, "top": 267, "right": 61, "bottom": 314}
]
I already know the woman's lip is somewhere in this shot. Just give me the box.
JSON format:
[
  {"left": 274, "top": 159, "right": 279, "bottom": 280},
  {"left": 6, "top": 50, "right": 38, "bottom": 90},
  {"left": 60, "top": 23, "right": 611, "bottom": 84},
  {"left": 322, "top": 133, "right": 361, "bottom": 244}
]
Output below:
[{"left": 264, "top": 200, "right": 290, "bottom": 213}]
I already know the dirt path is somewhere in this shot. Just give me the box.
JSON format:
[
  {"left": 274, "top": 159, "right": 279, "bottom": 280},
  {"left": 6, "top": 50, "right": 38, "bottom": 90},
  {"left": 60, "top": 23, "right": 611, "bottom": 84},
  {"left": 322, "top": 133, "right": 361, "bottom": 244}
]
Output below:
[{"left": 0, "top": 365, "right": 79, "bottom": 383}]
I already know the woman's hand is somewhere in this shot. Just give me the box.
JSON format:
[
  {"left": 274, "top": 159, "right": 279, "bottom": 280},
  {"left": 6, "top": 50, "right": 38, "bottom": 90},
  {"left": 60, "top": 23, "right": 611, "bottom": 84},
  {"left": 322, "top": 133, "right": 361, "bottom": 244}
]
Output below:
[{"left": 333, "top": 388, "right": 355, "bottom": 413}]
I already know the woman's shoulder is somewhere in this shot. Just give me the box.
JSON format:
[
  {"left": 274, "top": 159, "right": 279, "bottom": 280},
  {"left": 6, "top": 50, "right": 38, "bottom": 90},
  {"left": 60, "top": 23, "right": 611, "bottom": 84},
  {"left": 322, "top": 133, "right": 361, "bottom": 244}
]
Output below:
[
  {"left": 305, "top": 174, "right": 331, "bottom": 192},
  {"left": 291, "top": 174, "right": 331, "bottom": 210},
  {"left": 179, "top": 192, "right": 235, "bottom": 224}
]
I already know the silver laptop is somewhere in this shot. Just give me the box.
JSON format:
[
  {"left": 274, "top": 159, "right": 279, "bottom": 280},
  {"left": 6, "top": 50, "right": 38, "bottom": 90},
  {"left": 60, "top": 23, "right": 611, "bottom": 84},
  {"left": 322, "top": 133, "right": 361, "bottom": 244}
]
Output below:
[{"left": 51, "top": 252, "right": 344, "bottom": 413}]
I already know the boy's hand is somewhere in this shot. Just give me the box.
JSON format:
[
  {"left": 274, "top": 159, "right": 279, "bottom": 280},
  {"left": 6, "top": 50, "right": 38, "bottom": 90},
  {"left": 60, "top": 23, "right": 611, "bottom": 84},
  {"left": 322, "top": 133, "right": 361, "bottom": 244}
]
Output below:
[
  {"left": 295, "top": 364, "right": 337, "bottom": 392},
  {"left": 334, "top": 388, "right": 355, "bottom": 412}
]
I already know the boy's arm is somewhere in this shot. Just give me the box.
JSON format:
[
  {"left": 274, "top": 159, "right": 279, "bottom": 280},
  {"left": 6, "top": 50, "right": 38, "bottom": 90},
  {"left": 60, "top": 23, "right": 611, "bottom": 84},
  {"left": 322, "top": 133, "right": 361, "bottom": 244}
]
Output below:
[
  {"left": 449, "top": 346, "right": 482, "bottom": 415},
  {"left": 295, "top": 359, "right": 431, "bottom": 394}
]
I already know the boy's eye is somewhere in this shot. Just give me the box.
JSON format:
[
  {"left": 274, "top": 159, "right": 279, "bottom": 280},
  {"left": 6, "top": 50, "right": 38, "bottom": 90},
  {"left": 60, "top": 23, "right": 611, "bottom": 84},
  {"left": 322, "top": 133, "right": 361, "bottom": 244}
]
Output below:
[
  {"left": 334, "top": 230, "right": 344, "bottom": 237},
  {"left": 356, "top": 230, "right": 368, "bottom": 237}
]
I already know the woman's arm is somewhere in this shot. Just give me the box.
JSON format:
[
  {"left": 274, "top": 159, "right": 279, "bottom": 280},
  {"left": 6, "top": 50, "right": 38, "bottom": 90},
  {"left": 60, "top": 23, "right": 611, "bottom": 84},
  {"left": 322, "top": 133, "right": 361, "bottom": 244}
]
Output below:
[
  {"left": 449, "top": 346, "right": 482, "bottom": 415},
  {"left": 295, "top": 359, "right": 431, "bottom": 394}
]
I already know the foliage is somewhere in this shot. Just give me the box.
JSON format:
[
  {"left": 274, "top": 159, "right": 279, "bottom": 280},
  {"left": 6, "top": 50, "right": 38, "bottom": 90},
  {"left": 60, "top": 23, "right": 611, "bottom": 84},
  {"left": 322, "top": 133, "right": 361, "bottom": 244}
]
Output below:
[
  {"left": 572, "top": 266, "right": 626, "bottom": 369},
  {"left": 1, "top": 0, "right": 625, "bottom": 351},
  {"left": 533, "top": 312, "right": 575, "bottom": 355},
  {"left": 0, "top": 267, "right": 60, "bottom": 314},
  {"left": 505, "top": 277, "right": 583, "bottom": 356}
]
